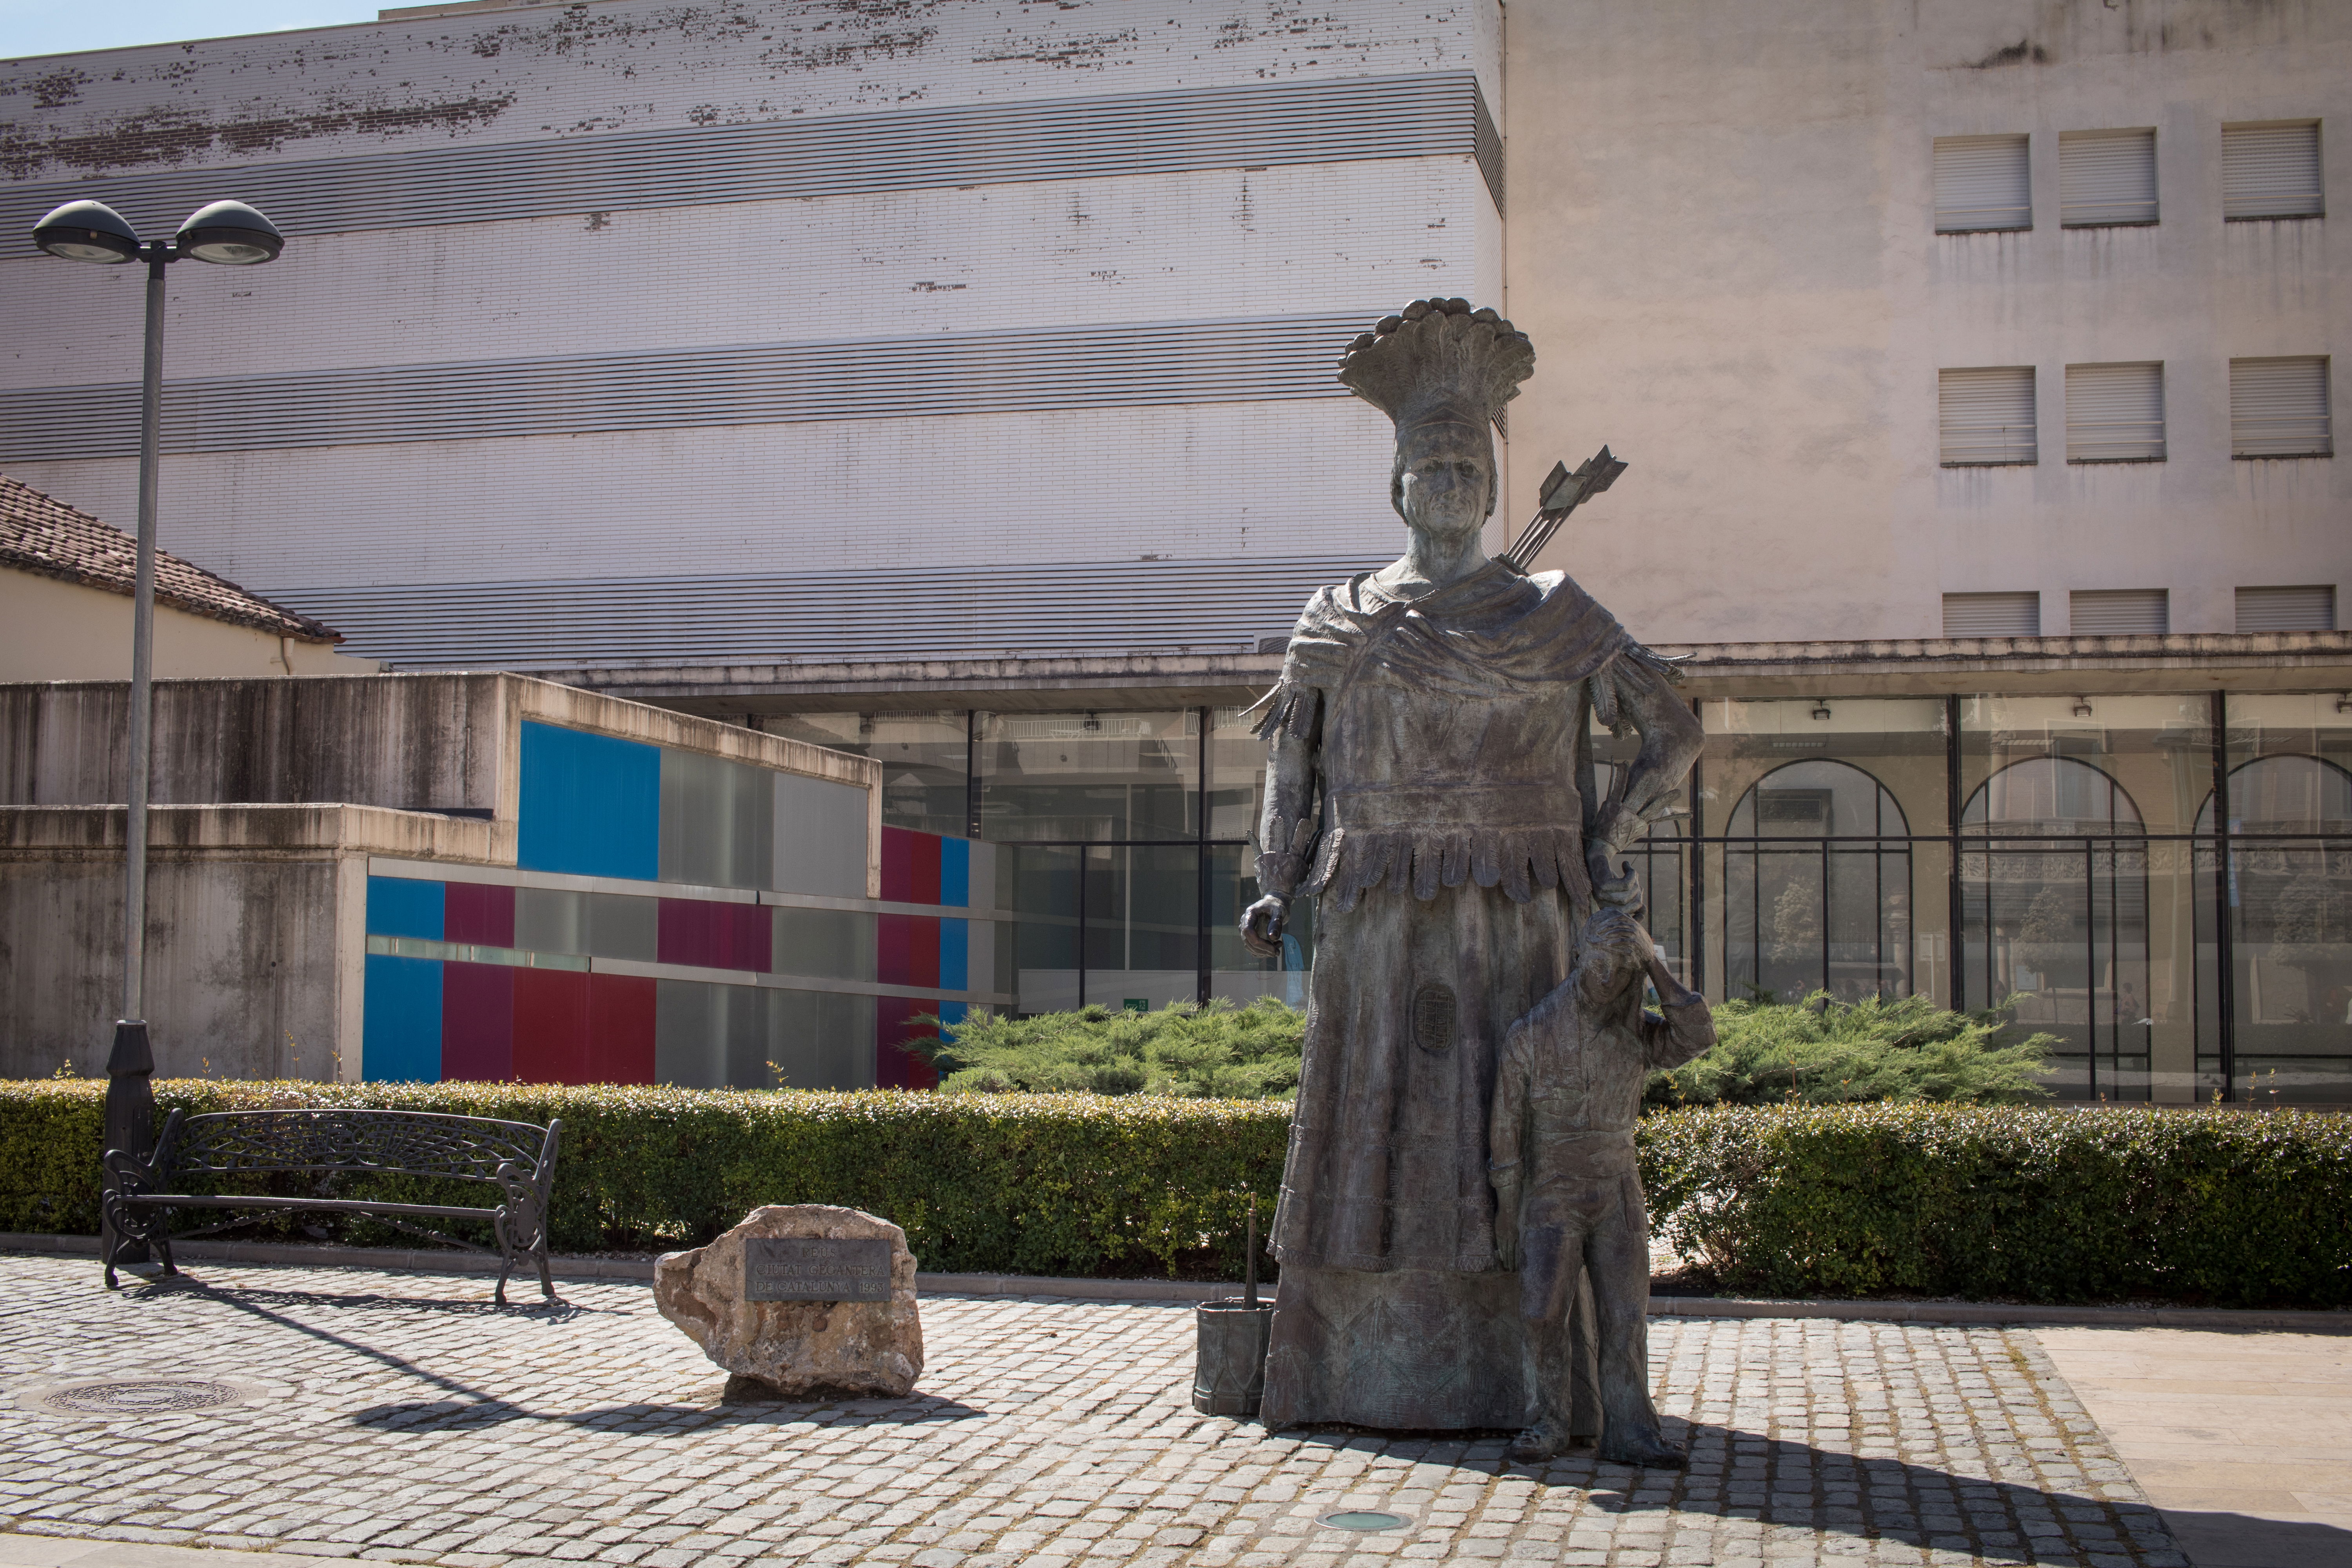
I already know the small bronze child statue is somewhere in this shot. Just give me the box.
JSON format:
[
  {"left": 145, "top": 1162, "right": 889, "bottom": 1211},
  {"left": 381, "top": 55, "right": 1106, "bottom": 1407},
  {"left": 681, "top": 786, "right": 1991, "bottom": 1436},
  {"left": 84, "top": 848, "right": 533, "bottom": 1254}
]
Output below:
[{"left": 1488, "top": 906, "right": 1715, "bottom": 1466}]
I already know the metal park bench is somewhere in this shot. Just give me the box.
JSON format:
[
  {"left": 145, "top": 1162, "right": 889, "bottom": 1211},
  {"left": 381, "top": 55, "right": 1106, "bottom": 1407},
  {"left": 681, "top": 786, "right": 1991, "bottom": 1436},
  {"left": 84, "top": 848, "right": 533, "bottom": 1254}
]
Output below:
[{"left": 102, "top": 1108, "right": 563, "bottom": 1305}]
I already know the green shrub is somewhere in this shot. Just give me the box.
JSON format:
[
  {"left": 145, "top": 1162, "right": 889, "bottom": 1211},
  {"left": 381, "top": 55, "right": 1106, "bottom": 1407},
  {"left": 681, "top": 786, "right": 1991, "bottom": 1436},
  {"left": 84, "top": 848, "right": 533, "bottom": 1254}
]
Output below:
[
  {"left": 1638, "top": 1102, "right": 2352, "bottom": 1307},
  {"left": 913, "top": 997, "right": 1305, "bottom": 1100},
  {"left": 1646, "top": 993, "right": 2058, "bottom": 1107},
  {"left": 0, "top": 1080, "right": 1289, "bottom": 1281}
]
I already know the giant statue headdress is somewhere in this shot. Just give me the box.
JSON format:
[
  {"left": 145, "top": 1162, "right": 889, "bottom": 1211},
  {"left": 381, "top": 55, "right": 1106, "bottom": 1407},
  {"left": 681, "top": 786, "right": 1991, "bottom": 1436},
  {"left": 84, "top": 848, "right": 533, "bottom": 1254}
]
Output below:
[{"left": 1338, "top": 298, "right": 1535, "bottom": 516}]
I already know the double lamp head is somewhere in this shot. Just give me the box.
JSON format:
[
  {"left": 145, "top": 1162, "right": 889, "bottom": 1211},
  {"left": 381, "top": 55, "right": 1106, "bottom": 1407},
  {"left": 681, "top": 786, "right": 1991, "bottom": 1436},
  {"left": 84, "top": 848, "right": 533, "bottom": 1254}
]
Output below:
[{"left": 33, "top": 198, "right": 283, "bottom": 267}]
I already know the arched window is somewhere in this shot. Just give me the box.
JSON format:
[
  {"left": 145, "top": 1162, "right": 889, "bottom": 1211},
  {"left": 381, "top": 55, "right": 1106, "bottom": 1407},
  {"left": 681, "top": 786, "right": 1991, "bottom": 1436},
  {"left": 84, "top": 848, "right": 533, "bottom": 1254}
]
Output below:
[
  {"left": 1725, "top": 760, "right": 1913, "bottom": 1003},
  {"left": 2194, "top": 756, "right": 2352, "bottom": 1088},
  {"left": 1960, "top": 756, "right": 2149, "bottom": 1099}
]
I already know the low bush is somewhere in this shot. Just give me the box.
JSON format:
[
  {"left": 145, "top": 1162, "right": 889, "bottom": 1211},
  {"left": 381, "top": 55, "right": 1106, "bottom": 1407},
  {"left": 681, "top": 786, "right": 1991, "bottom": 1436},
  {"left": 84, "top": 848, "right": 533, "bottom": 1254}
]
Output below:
[
  {"left": 913, "top": 997, "right": 1305, "bottom": 1099},
  {"left": 8, "top": 1084, "right": 2346, "bottom": 1306},
  {"left": 1639, "top": 1102, "right": 2352, "bottom": 1307},
  {"left": 0, "top": 1080, "right": 1289, "bottom": 1281},
  {"left": 1647, "top": 993, "right": 2057, "bottom": 1107}
]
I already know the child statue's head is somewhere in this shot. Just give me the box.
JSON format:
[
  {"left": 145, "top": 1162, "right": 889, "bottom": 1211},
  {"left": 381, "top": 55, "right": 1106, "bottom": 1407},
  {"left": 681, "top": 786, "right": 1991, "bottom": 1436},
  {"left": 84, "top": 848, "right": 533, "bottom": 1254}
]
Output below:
[{"left": 1573, "top": 906, "right": 1653, "bottom": 1007}]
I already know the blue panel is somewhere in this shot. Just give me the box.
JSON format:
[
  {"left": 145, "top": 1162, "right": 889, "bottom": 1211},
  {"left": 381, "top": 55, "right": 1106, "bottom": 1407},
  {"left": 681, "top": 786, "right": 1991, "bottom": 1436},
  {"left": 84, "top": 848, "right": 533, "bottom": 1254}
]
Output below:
[
  {"left": 938, "top": 918, "right": 968, "bottom": 992},
  {"left": 363, "top": 954, "right": 444, "bottom": 1082},
  {"left": 936, "top": 1000, "right": 967, "bottom": 1033},
  {"left": 938, "top": 837, "right": 969, "bottom": 909},
  {"left": 367, "top": 875, "right": 444, "bottom": 940},
  {"left": 518, "top": 720, "right": 661, "bottom": 880}
]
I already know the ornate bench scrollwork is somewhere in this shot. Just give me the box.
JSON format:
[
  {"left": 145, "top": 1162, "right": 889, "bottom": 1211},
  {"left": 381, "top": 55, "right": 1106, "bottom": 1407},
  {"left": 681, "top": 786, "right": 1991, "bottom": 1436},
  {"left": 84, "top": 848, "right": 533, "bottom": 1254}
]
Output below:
[{"left": 100, "top": 1108, "right": 563, "bottom": 1305}]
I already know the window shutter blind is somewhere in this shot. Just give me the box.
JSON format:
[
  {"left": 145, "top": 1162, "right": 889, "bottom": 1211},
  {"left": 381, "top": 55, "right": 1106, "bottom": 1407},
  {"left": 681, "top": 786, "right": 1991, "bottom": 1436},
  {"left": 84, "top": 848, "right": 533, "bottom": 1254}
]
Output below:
[
  {"left": 2066, "top": 362, "right": 2165, "bottom": 461},
  {"left": 1934, "top": 134, "right": 2031, "bottom": 230},
  {"left": 2071, "top": 589, "right": 2169, "bottom": 635},
  {"left": 1940, "top": 367, "right": 2037, "bottom": 464},
  {"left": 2222, "top": 122, "right": 2323, "bottom": 219},
  {"left": 1942, "top": 592, "right": 2040, "bottom": 637},
  {"left": 2231, "top": 356, "right": 2333, "bottom": 456},
  {"left": 2059, "top": 129, "right": 2158, "bottom": 225},
  {"left": 2236, "top": 585, "right": 2336, "bottom": 632}
]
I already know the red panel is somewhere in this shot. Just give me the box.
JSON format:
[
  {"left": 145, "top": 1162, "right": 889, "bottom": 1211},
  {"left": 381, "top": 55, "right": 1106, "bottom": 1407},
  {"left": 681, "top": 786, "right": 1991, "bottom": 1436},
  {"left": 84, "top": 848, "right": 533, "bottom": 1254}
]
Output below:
[
  {"left": 877, "top": 913, "right": 940, "bottom": 989},
  {"left": 440, "top": 963, "right": 514, "bottom": 1082},
  {"left": 511, "top": 968, "right": 590, "bottom": 1084},
  {"left": 588, "top": 973, "right": 657, "bottom": 1085},
  {"left": 880, "top": 827, "right": 941, "bottom": 906},
  {"left": 875, "top": 995, "right": 940, "bottom": 1091},
  {"left": 658, "top": 898, "right": 773, "bottom": 972},
  {"left": 443, "top": 882, "right": 515, "bottom": 947}
]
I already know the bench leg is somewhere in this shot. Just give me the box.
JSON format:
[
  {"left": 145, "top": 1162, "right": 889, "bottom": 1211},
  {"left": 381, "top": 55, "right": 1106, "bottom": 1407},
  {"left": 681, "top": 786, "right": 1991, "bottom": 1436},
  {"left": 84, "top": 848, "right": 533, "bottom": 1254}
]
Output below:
[{"left": 536, "top": 1244, "right": 555, "bottom": 1304}]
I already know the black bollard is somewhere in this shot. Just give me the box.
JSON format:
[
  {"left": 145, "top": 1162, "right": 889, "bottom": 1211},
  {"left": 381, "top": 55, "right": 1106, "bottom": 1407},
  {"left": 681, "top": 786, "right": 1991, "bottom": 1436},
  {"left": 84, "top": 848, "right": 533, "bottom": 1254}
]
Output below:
[
  {"left": 1193, "top": 1194, "right": 1274, "bottom": 1418},
  {"left": 101, "top": 1019, "right": 155, "bottom": 1269}
]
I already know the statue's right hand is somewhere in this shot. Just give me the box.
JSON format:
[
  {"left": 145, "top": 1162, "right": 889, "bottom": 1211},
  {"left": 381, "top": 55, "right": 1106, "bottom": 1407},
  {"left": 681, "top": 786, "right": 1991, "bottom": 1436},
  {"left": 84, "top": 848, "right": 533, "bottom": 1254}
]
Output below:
[{"left": 1240, "top": 895, "right": 1290, "bottom": 958}]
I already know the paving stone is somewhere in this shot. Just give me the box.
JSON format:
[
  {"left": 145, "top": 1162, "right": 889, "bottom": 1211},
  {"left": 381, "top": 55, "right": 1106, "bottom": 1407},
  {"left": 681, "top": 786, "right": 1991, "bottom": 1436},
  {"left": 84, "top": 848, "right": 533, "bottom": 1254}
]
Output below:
[{"left": 0, "top": 1256, "right": 2192, "bottom": 1566}]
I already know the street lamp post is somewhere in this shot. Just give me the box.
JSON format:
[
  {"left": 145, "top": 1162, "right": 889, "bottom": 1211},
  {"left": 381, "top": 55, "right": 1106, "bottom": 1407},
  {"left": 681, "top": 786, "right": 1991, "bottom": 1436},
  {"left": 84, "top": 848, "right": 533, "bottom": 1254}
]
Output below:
[{"left": 32, "top": 198, "right": 284, "bottom": 1264}]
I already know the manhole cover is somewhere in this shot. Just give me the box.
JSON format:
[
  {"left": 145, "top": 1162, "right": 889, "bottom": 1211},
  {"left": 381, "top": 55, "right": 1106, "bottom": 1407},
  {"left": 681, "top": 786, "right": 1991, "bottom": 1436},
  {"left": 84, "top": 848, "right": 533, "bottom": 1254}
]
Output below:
[
  {"left": 31, "top": 1378, "right": 251, "bottom": 1416},
  {"left": 1317, "top": 1510, "right": 1412, "bottom": 1532}
]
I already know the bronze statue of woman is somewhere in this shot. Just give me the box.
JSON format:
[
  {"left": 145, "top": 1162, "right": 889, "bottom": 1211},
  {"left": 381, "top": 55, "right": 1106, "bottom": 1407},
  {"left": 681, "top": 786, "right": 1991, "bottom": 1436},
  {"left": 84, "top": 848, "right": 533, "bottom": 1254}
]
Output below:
[{"left": 1240, "top": 298, "right": 1702, "bottom": 1429}]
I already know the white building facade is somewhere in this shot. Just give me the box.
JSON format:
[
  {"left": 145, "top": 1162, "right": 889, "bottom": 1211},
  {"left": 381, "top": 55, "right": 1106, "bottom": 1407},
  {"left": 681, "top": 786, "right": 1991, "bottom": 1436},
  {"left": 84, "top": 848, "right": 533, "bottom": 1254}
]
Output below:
[{"left": 3, "top": 0, "right": 2348, "bottom": 1103}]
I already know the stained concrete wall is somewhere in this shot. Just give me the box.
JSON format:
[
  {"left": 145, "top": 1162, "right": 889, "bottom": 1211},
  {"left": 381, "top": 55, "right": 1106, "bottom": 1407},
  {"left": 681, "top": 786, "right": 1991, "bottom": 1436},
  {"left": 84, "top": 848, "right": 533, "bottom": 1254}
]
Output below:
[
  {"left": 0, "top": 570, "right": 379, "bottom": 682},
  {"left": 1502, "top": 0, "right": 2349, "bottom": 647}
]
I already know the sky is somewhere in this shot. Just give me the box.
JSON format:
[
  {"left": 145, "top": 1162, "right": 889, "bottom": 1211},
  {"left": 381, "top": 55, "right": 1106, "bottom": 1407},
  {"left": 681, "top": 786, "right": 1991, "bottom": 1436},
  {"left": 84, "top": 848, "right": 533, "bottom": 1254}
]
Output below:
[{"left": 0, "top": 2, "right": 386, "bottom": 60}]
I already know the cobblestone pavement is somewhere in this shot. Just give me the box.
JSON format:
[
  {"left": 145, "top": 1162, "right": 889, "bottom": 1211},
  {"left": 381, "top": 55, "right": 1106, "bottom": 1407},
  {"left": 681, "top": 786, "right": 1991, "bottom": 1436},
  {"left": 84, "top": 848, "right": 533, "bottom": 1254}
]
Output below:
[{"left": 0, "top": 1256, "right": 2187, "bottom": 1568}]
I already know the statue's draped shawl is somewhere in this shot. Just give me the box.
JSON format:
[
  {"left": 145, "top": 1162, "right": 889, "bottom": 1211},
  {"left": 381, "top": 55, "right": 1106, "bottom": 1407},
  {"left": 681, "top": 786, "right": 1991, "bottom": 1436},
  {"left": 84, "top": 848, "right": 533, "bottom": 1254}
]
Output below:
[{"left": 1250, "top": 561, "right": 1654, "bottom": 913}]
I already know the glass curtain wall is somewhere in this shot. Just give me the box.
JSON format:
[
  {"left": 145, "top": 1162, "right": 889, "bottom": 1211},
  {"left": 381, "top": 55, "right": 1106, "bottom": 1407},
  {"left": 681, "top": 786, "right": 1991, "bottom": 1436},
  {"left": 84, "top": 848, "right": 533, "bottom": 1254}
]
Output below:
[{"left": 757, "top": 692, "right": 2348, "bottom": 1101}]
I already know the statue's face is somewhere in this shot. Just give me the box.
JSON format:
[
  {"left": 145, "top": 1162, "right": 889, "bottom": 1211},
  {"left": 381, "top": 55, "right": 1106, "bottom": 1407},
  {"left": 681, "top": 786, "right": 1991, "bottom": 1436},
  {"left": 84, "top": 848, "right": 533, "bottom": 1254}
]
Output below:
[{"left": 1394, "top": 423, "right": 1493, "bottom": 539}]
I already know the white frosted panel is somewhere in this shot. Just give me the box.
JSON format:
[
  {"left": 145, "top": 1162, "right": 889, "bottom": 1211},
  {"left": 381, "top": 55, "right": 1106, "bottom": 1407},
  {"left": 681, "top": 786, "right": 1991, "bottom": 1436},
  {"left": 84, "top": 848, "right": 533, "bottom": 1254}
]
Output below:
[{"left": 775, "top": 772, "right": 870, "bottom": 899}]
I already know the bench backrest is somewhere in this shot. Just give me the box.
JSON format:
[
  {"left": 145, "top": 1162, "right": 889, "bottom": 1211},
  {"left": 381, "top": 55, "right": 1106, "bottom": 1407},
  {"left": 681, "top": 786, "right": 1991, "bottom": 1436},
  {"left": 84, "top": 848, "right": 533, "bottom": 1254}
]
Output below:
[{"left": 158, "top": 1109, "right": 557, "bottom": 1188}]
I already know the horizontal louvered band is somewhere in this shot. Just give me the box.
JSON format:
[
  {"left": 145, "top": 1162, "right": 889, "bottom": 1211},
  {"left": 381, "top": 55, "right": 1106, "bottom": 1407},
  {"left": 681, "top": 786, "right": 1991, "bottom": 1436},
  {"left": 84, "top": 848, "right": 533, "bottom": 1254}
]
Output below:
[
  {"left": 2059, "top": 129, "right": 2158, "bottom": 227},
  {"left": 2236, "top": 585, "right": 2337, "bottom": 633},
  {"left": 2222, "top": 122, "right": 2325, "bottom": 220},
  {"left": 2070, "top": 589, "right": 2169, "bottom": 637},
  {"left": 272, "top": 554, "right": 1383, "bottom": 670},
  {"left": 0, "top": 312, "right": 1377, "bottom": 462},
  {"left": 1934, "top": 134, "right": 2031, "bottom": 231},
  {"left": 1940, "top": 367, "right": 2038, "bottom": 465},
  {"left": 2065, "top": 362, "right": 2165, "bottom": 462},
  {"left": 1942, "top": 592, "right": 2041, "bottom": 638},
  {"left": 0, "top": 71, "right": 1498, "bottom": 257},
  {"left": 2231, "top": 356, "right": 2334, "bottom": 457}
]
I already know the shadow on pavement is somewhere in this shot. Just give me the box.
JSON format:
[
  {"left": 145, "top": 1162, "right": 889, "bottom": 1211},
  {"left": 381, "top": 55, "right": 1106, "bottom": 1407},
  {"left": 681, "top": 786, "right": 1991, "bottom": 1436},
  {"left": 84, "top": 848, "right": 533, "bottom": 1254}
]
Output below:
[
  {"left": 2162, "top": 1510, "right": 2352, "bottom": 1568},
  {"left": 1270, "top": 1420, "right": 2180, "bottom": 1565},
  {"left": 349, "top": 1392, "right": 990, "bottom": 1431}
]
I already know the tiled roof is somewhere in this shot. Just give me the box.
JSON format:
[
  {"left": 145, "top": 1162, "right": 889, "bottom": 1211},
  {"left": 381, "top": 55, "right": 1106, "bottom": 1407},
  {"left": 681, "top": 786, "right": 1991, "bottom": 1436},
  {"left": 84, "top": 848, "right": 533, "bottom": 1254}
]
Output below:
[{"left": 0, "top": 474, "right": 340, "bottom": 643}]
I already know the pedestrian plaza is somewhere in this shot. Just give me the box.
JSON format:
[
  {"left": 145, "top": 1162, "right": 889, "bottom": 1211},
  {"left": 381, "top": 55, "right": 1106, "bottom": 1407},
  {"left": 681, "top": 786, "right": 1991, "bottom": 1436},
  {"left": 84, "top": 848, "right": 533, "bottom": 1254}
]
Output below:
[{"left": 0, "top": 1255, "right": 2193, "bottom": 1567}]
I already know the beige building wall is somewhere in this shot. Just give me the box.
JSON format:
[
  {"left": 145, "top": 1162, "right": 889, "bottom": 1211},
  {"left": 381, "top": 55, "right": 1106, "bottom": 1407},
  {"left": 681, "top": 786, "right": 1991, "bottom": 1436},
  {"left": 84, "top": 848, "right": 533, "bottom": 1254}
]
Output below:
[
  {"left": 1501, "top": 0, "right": 2349, "bottom": 648},
  {"left": 0, "top": 570, "right": 380, "bottom": 681}
]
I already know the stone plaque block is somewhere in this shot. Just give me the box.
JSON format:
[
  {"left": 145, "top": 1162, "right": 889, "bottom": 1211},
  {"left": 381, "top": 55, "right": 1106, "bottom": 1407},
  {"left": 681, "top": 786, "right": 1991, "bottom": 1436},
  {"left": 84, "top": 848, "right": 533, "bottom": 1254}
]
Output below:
[
  {"left": 744, "top": 1237, "right": 893, "bottom": 1303},
  {"left": 654, "top": 1204, "right": 922, "bottom": 1398}
]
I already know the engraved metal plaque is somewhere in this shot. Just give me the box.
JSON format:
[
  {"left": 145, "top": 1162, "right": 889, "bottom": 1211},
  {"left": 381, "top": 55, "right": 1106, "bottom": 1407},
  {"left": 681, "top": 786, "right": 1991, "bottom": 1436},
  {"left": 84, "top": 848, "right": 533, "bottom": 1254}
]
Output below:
[
  {"left": 1412, "top": 981, "right": 1456, "bottom": 1053},
  {"left": 742, "top": 1237, "right": 894, "bottom": 1303}
]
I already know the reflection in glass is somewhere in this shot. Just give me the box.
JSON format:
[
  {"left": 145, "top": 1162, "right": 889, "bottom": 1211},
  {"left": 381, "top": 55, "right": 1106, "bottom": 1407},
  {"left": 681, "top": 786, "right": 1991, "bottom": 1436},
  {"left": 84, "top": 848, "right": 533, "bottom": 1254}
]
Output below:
[
  {"left": 1962, "top": 756, "right": 2152, "bottom": 1100},
  {"left": 2196, "top": 753, "right": 2352, "bottom": 1102},
  {"left": 766, "top": 712, "right": 969, "bottom": 836},
  {"left": 1002, "top": 844, "right": 1081, "bottom": 1014},
  {"left": 1726, "top": 760, "right": 1912, "bottom": 1003},
  {"left": 978, "top": 710, "right": 1196, "bottom": 842},
  {"left": 1083, "top": 846, "right": 1201, "bottom": 1010}
]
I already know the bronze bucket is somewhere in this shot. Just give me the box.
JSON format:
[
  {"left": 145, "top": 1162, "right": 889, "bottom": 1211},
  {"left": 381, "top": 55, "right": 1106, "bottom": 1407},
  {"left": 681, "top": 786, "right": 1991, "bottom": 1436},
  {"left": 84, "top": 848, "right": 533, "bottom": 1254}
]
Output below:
[{"left": 1192, "top": 1297, "right": 1274, "bottom": 1417}]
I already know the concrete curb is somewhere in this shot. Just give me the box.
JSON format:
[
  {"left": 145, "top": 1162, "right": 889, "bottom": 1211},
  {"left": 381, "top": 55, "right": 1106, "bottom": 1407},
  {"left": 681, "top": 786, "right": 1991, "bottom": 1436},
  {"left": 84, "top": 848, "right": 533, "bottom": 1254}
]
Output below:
[{"left": 7, "top": 1232, "right": 2348, "bottom": 1329}]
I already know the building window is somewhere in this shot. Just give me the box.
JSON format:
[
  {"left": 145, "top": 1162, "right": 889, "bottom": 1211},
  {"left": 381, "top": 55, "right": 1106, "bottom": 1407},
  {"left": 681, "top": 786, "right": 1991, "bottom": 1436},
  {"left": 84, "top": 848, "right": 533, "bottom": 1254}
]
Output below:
[
  {"left": 2223, "top": 120, "right": 2324, "bottom": 220},
  {"left": 1726, "top": 760, "right": 1913, "bottom": 1004},
  {"left": 2060, "top": 128, "right": 2159, "bottom": 227},
  {"left": 2231, "top": 356, "right": 2334, "bottom": 457},
  {"left": 2065, "top": 362, "right": 2165, "bottom": 462},
  {"left": 1934, "top": 133, "right": 2031, "bottom": 231},
  {"left": 1943, "top": 592, "right": 2041, "bottom": 637},
  {"left": 1940, "top": 367, "right": 2037, "bottom": 465},
  {"left": 2071, "top": 588, "right": 2169, "bottom": 636},
  {"left": 2237, "top": 585, "right": 2337, "bottom": 632}
]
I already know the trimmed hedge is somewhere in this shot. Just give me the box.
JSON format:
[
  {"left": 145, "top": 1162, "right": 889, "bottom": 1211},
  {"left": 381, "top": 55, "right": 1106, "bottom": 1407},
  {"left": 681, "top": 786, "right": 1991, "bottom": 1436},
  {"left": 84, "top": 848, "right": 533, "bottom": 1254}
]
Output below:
[
  {"left": 1639, "top": 1103, "right": 2352, "bottom": 1307},
  {"left": 0, "top": 1080, "right": 1290, "bottom": 1281},
  {"left": 6, "top": 1084, "right": 2348, "bottom": 1305}
]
